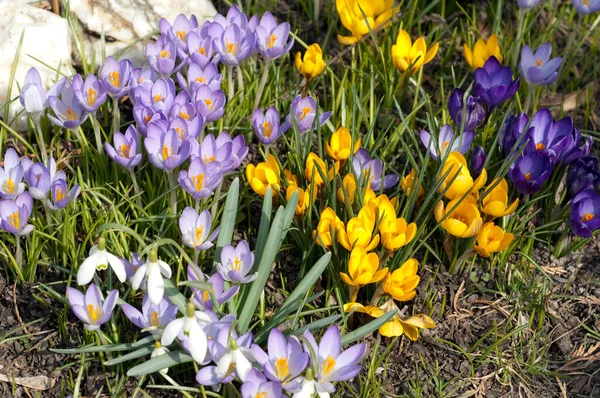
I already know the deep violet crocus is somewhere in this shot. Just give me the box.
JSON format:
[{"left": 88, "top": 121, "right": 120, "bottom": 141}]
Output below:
[
  {"left": 144, "top": 121, "right": 191, "bottom": 171},
  {"left": 281, "top": 95, "right": 331, "bottom": 134},
  {"left": 471, "top": 146, "right": 487, "bottom": 179},
  {"left": 473, "top": 56, "right": 520, "bottom": 109},
  {"left": 0, "top": 192, "right": 33, "bottom": 236},
  {"left": 499, "top": 112, "right": 530, "bottom": 156},
  {"left": 448, "top": 88, "right": 487, "bottom": 132},
  {"left": 519, "top": 43, "right": 562, "bottom": 86},
  {"left": 179, "top": 207, "right": 220, "bottom": 251},
  {"left": 217, "top": 240, "right": 257, "bottom": 283},
  {"left": 522, "top": 108, "right": 574, "bottom": 162},
  {"left": 508, "top": 151, "right": 554, "bottom": 194},
  {"left": 562, "top": 126, "right": 593, "bottom": 165},
  {"left": 0, "top": 148, "right": 25, "bottom": 199},
  {"left": 253, "top": 107, "right": 283, "bottom": 145},
  {"left": 567, "top": 157, "right": 600, "bottom": 196},
  {"left": 178, "top": 157, "right": 223, "bottom": 200},
  {"left": 66, "top": 283, "right": 119, "bottom": 331},
  {"left": 47, "top": 79, "right": 88, "bottom": 130},
  {"left": 255, "top": 12, "right": 294, "bottom": 59},
  {"left": 572, "top": 0, "right": 600, "bottom": 14},
  {"left": 419, "top": 125, "right": 474, "bottom": 160},
  {"left": 570, "top": 189, "right": 600, "bottom": 237},
  {"left": 98, "top": 56, "right": 133, "bottom": 98},
  {"left": 105, "top": 125, "right": 143, "bottom": 169},
  {"left": 121, "top": 294, "right": 178, "bottom": 332},
  {"left": 72, "top": 73, "right": 107, "bottom": 113},
  {"left": 46, "top": 176, "right": 80, "bottom": 210},
  {"left": 353, "top": 149, "right": 399, "bottom": 191}
]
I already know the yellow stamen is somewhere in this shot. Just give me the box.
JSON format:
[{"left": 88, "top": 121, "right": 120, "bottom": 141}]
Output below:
[
  {"left": 322, "top": 355, "right": 336, "bottom": 375},
  {"left": 153, "top": 94, "right": 164, "bottom": 103},
  {"left": 149, "top": 311, "right": 159, "bottom": 327},
  {"left": 226, "top": 39, "right": 239, "bottom": 55},
  {"left": 299, "top": 107, "right": 311, "bottom": 121},
  {"left": 263, "top": 120, "right": 273, "bottom": 138},
  {"left": 204, "top": 99, "right": 214, "bottom": 111},
  {"left": 88, "top": 304, "right": 101, "bottom": 322},
  {"left": 55, "top": 188, "right": 66, "bottom": 202},
  {"left": 162, "top": 145, "right": 172, "bottom": 161},
  {"left": 195, "top": 76, "right": 207, "bottom": 84},
  {"left": 8, "top": 211, "right": 19, "bottom": 229},
  {"left": 199, "top": 47, "right": 206, "bottom": 55},
  {"left": 65, "top": 107, "right": 77, "bottom": 121},
  {"left": 203, "top": 290, "right": 210, "bottom": 302},
  {"left": 176, "top": 31, "right": 186, "bottom": 41},
  {"left": 87, "top": 88, "right": 97, "bottom": 106},
  {"left": 524, "top": 173, "right": 531, "bottom": 181},
  {"left": 255, "top": 393, "right": 266, "bottom": 398},
  {"left": 159, "top": 49, "right": 170, "bottom": 59},
  {"left": 179, "top": 111, "right": 190, "bottom": 120},
  {"left": 4, "top": 178, "right": 15, "bottom": 194},
  {"left": 192, "top": 173, "right": 205, "bottom": 191},
  {"left": 203, "top": 155, "right": 216, "bottom": 165},
  {"left": 144, "top": 115, "right": 152, "bottom": 124},
  {"left": 535, "top": 143, "right": 546, "bottom": 150},
  {"left": 267, "top": 33, "right": 277, "bottom": 49},
  {"left": 275, "top": 358, "right": 289, "bottom": 379},
  {"left": 582, "top": 212, "right": 594, "bottom": 222},
  {"left": 195, "top": 226, "right": 204, "bottom": 243},
  {"left": 108, "top": 71, "right": 120, "bottom": 88},
  {"left": 233, "top": 256, "right": 242, "bottom": 271},
  {"left": 535, "top": 59, "right": 543, "bottom": 67},
  {"left": 119, "top": 144, "right": 131, "bottom": 158}
]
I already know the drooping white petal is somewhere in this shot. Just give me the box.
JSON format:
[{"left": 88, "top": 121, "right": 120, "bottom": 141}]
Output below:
[
  {"left": 77, "top": 251, "right": 103, "bottom": 285},
  {"left": 161, "top": 318, "right": 185, "bottom": 346},
  {"left": 216, "top": 352, "right": 234, "bottom": 380},
  {"left": 106, "top": 252, "right": 127, "bottom": 282},
  {"left": 147, "top": 265, "right": 165, "bottom": 305},
  {"left": 130, "top": 263, "right": 148, "bottom": 290},
  {"left": 187, "top": 321, "right": 208, "bottom": 363},
  {"left": 234, "top": 349, "right": 253, "bottom": 382},
  {"left": 157, "top": 260, "right": 172, "bottom": 278}
]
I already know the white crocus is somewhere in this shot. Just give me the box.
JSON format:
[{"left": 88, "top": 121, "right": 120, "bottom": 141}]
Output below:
[
  {"left": 131, "top": 249, "right": 172, "bottom": 305},
  {"left": 161, "top": 301, "right": 210, "bottom": 364},
  {"left": 77, "top": 237, "right": 126, "bottom": 285},
  {"left": 151, "top": 341, "right": 170, "bottom": 375}
]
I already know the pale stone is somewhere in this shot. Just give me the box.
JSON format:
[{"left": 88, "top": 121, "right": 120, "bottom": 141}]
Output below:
[{"left": 0, "top": 0, "right": 72, "bottom": 130}]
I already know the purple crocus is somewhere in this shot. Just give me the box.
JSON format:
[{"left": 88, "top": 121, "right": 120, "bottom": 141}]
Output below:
[
  {"left": 169, "top": 101, "right": 204, "bottom": 135},
  {"left": 46, "top": 176, "right": 80, "bottom": 210},
  {"left": 522, "top": 108, "right": 574, "bottom": 162},
  {"left": 105, "top": 125, "right": 143, "bottom": 169},
  {"left": 146, "top": 36, "right": 185, "bottom": 77},
  {"left": 567, "top": 157, "right": 600, "bottom": 196},
  {"left": 352, "top": 149, "right": 399, "bottom": 191},
  {"left": 255, "top": 12, "right": 294, "bottom": 59},
  {"left": 132, "top": 104, "right": 164, "bottom": 136},
  {"left": 570, "top": 189, "right": 600, "bottom": 237},
  {"left": 47, "top": 80, "right": 88, "bottom": 130},
  {"left": 98, "top": 56, "right": 133, "bottom": 98},
  {"left": 19, "top": 67, "right": 49, "bottom": 120},
  {"left": 0, "top": 192, "right": 33, "bottom": 236},
  {"left": 519, "top": 43, "right": 562, "bottom": 86},
  {"left": 572, "top": 0, "right": 600, "bottom": 14},
  {"left": 186, "top": 31, "right": 216, "bottom": 68},
  {"left": 518, "top": 0, "right": 542, "bottom": 7},
  {"left": 562, "top": 126, "right": 593, "bottom": 165},
  {"left": 216, "top": 132, "right": 248, "bottom": 172},
  {"left": 178, "top": 157, "right": 223, "bottom": 200},
  {"left": 179, "top": 207, "right": 220, "bottom": 251},
  {"left": 211, "top": 24, "right": 256, "bottom": 66},
  {"left": 0, "top": 148, "right": 25, "bottom": 199},
  {"left": 121, "top": 294, "right": 178, "bottom": 332},
  {"left": 72, "top": 73, "right": 108, "bottom": 113},
  {"left": 252, "top": 328, "right": 309, "bottom": 390},
  {"left": 241, "top": 369, "right": 283, "bottom": 398},
  {"left": 189, "top": 271, "right": 239, "bottom": 311},
  {"left": 473, "top": 56, "right": 520, "bottom": 109},
  {"left": 194, "top": 85, "right": 226, "bottom": 122},
  {"left": 144, "top": 122, "right": 191, "bottom": 171},
  {"left": 128, "top": 68, "right": 155, "bottom": 99},
  {"left": 191, "top": 134, "right": 236, "bottom": 173},
  {"left": 471, "top": 146, "right": 487, "bottom": 179},
  {"left": 448, "top": 88, "right": 487, "bottom": 132},
  {"left": 123, "top": 252, "right": 145, "bottom": 282},
  {"left": 160, "top": 14, "right": 199, "bottom": 51},
  {"left": 508, "top": 151, "right": 554, "bottom": 194},
  {"left": 281, "top": 95, "right": 332, "bottom": 134},
  {"left": 217, "top": 240, "right": 257, "bottom": 283},
  {"left": 419, "top": 125, "right": 474, "bottom": 160},
  {"left": 178, "top": 62, "right": 222, "bottom": 95},
  {"left": 253, "top": 107, "right": 283, "bottom": 145},
  {"left": 66, "top": 283, "right": 119, "bottom": 331}
]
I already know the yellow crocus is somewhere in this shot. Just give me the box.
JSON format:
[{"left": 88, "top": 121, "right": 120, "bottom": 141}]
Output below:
[
  {"left": 438, "top": 152, "right": 487, "bottom": 200},
  {"left": 379, "top": 216, "right": 417, "bottom": 252},
  {"left": 245, "top": 154, "right": 280, "bottom": 197},
  {"left": 369, "top": 194, "right": 397, "bottom": 224},
  {"left": 305, "top": 152, "right": 339, "bottom": 189},
  {"left": 338, "top": 203, "right": 380, "bottom": 251},
  {"left": 286, "top": 184, "right": 316, "bottom": 216},
  {"left": 295, "top": 44, "right": 326, "bottom": 81},
  {"left": 314, "top": 207, "right": 345, "bottom": 248},
  {"left": 480, "top": 178, "right": 519, "bottom": 218},
  {"left": 474, "top": 222, "right": 514, "bottom": 258},
  {"left": 339, "top": 246, "right": 388, "bottom": 287},
  {"left": 463, "top": 34, "right": 502, "bottom": 70},
  {"left": 325, "top": 127, "right": 361, "bottom": 161},
  {"left": 336, "top": 0, "right": 397, "bottom": 45},
  {"left": 382, "top": 258, "right": 419, "bottom": 301},
  {"left": 343, "top": 302, "right": 385, "bottom": 317},
  {"left": 379, "top": 313, "right": 436, "bottom": 341},
  {"left": 434, "top": 195, "right": 483, "bottom": 238},
  {"left": 283, "top": 169, "right": 299, "bottom": 187},
  {"left": 391, "top": 29, "right": 439, "bottom": 75},
  {"left": 401, "top": 168, "right": 424, "bottom": 199}
]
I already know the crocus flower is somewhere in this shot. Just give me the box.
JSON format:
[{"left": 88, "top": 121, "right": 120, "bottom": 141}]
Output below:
[
  {"left": 160, "top": 14, "right": 199, "bottom": 50},
  {"left": 246, "top": 154, "right": 281, "bottom": 196},
  {"left": 562, "top": 126, "right": 593, "bottom": 165},
  {"left": 474, "top": 222, "right": 514, "bottom": 257},
  {"left": 144, "top": 122, "right": 191, "bottom": 171},
  {"left": 212, "top": 24, "right": 256, "bottom": 66},
  {"left": 48, "top": 80, "right": 88, "bottom": 130},
  {"left": 121, "top": 294, "right": 178, "bottom": 332},
  {"left": 378, "top": 311, "right": 436, "bottom": 340},
  {"left": 481, "top": 178, "right": 519, "bottom": 218},
  {"left": 192, "top": 133, "right": 236, "bottom": 173},
  {"left": 508, "top": 152, "right": 554, "bottom": 194},
  {"left": 287, "top": 184, "right": 316, "bottom": 216},
  {"left": 401, "top": 169, "right": 424, "bottom": 199},
  {"left": 217, "top": 240, "right": 257, "bottom": 283},
  {"left": 252, "top": 328, "right": 309, "bottom": 390},
  {"left": 161, "top": 301, "right": 209, "bottom": 363},
  {"left": 0, "top": 148, "right": 25, "bottom": 199},
  {"left": 325, "top": 127, "right": 361, "bottom": 161},
  {"left": 391, "top": 29, "right": 439, "bottom": 74},
  {"left": 241, "top": 369, "right": 283, "bottom": 398},
  {"left": 379, "top": 214, "right": 417, "bottom": 252},
  {"left": 499, "top": 113, "right": 530, "bottom": 156},
  {"left": 570, "top": 189, "right": 600, "bottom": 237},
  {"left": 255, "top": 12, "right": 293, "bottom": 59},
  {"left": 471, "top": 146, "right": 487, "bottom": 179},
  {"left": 129, "top": 67, "right": 155, "bottom": 98},
  {"left": 46, "top": 176, "right": 80, "bottom": 210},
  {"left": 337, "top": 204, "right": 380, "bottom": 251},
  {"left": 77, "top": 237, "right": 126, "bottom": 285},
  {"left": 314, "top": 207, "right": 344, "bottom": 248},
  {"left": 463, "top": 34, "right": 502, "bottom": 70},
  {"left": 568, "top": 157, "right": 600, "bottom": 196},
  {"left": 0, "top": 192, "right": 33, "bottom": 236},
  {"left": 178, "top": 62, "right": 222, "bottom": 95},
  {"left": 448, "top": 88, "right": 487, "bottom": 132},
  {"left": 519, "top": 43, "right": 562, "bottom": 86},
  {"left": 253, "top": 107, "right": 283, "bottom": 145},
  {"left": 473, "top": 56, "right": 520, "bottom": 109},
  {"left": 437, "top": 152, "right": 486, "bottom": 200},
  {"left": 194, "top": 85, "right": 226, "bottom": 122},
  {"left": 131, "top": 250, "right": 173, "bottom": 305},
  {"left": 295, "top": 44, "right": 326, "bottom": 81},
  {"left": 19, "top": 67, "right": 49, "bottom": 120},
  {"left": 179, "top": 207, "right": 219, "bottom": 251},
  {"left": 352, "top": 149, "right": 399, "bottom": 191},
  {"left": 419, "top": 125, "right": 474, "bottom": 160},
  {"left": 518, "top": 0, "right": 542, "bottom": 8},
  {"left": 178, "top": 157, "right": 222, "bottom": 200},
  {"left": 98, "top": 56, "right": 133, "bottom": 98},
  {"left": 336, "top": 0, "right": 396, "bottom": 45},
  {"left": 186, "top": 31, "right": 215, "bottom": 68},
  {"left": 382, "top": 258, "right": 420, "bottom": 301},
  {"left": 146, "top": 36, "right": 181, "bottom": 77},
  {"left": 572, "top": 0, "right": 600, "bottom": 14},
  {"left": 340, "top": 246, "right": 387, "bottom": 289},
  {"left": 190, "top": 271, "right": 239, "bottom": 310},
  {"left": 434, "top": 195, "right": 483, "bottom": 238},
  {"left": 134, "top": 78, "right": 177, "bottom": 113},
  {"left": 105, "top": 125, "right": 142, "bottom": 169},
  {"left": 305, "top": 152, "right": 338, "bottom": 189},
  {"left": 72, "top": 73, "right": 107, "bottom": 113},
  {"left": 123, "top": 252, "right": 145, "bottom": 282},
  {"left": 281, "top": 95, "right": 331, "bottom": 134},
  {"left": 66, "top": 283, "right": 118, "bottom": 331},
  {"left": 216, "top": 132, "right": 248, "bottom": 172}
]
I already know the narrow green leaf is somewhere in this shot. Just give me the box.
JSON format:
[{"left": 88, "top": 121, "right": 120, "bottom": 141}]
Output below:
[
  {"left": 52, "top": 335, "right": 155, "bottom": 354},
  {"left": 281, "top": 190, "right": 299, "bottom": 243},
  {"left": 104, "top": 345, "right": 154, "bottom": 366},
  {"left": 127, "top": 350, "right": 194, "bottom": 377},
  {"left": 214, "top": 178, "right": 239, "bottom": 263},
  {"left": 254, "top": 187, "right": 273, "bottom": 264},
  {"left": 291, "top": 315, "right": 341, "bottom": 336},
  {"left": 164, "top": 278, "right": 187, "bottom": 313},
  {"left": 178, "top": 280, "right": 214, "bottom": 290},
  {"left": 341, "top": 310, "right": 397, "bottom": 346}
]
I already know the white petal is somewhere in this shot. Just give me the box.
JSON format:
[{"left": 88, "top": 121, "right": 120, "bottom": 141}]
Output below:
[
  {"left": 130, "top": 264, "right": 148, "bottom": 290},
  {"left": 216, "top": 352, "right": 233, "bottom": 379},
  {"left": 161, "top": 318, "right": 185, "bottom": 346},
  {"left": 106, "top": 253, "right": 127, "bottom": 282},
  {"left": 147, "top": 267, "right": 165, "bottom": 305},
  {"left": 157, "top": 260, "right": 172, "bottom": 278},
  {"left": 188, "top": 322, "right": 208, "bottom": 363},
  {"left": 234, "top": 350, "right": 253, "bottom": 382},
  {"left": 77, "top": 252, "right": 102, "bottom": 285}
]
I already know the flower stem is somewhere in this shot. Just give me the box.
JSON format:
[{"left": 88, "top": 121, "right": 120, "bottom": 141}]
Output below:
[
  {"left": 211, "top": 180, "right": 224, "bottom": 220},
  {"left": 236, "top": 65, "right": 245, "bottom": 96},
  {"left": 15, "top": 235, "right": 22, "bottom": 270},
  {"left": 112, "top": 99, "right": 121, "bottom": 134},
  {"left": 512, "top": 9, "right": 526, "bottom": 69},
  {"left": 167, "top": 171, "right": 178, "bottom": 215},
  {"left": 44, "top": 202, "right": 54, "bottom": 234},
  {"left": 227, "top": 65, "right": 234, "bottom": 103},
  {"left": 34, "top": 118, "right": 48, "bottom": 163},
  {"left": 253, "top": 60, "right": 271, "bottom": 110},
  {"left": 128, "top": 168, "right": 143, "bottom": 208},
  {"left": 90, "top": 112, "right": 103, "bottom": 153}
]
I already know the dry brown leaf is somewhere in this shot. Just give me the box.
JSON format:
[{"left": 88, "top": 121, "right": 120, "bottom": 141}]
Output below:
[{"left": 0, "top": 374, "right": 55, "bottom": 390}]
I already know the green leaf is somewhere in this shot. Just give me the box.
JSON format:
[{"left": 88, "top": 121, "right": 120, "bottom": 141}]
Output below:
[
  {"left": 178, "top": 280, "right": 214, "bottom": 290},
  {"left": 214, "top": 177, "right": 239, "bottom": 264},
  {"left": 341, "top": 310, "right": 397, "bottom": 346},
  {"left": 104, "top": 345, "right": 154, "bottom": 366},
  {"left": 164, "top": 278, "right": 187, "bottom": 313},
  {"left": 291, "top": 315, "right": 341, "bottom": 336},
  {"left": 253, "top": 187, "right": 273, "bottom": 265},
  {"left": 52, "top": 335, "right": 155, "bottom": 354},
  {"left": 127, "top": 350, "right": 194, "bottom": 377},
  {"left": 96, "top": 223, "right": 147, "bottom": 249},
  {"left": 281, "top": 190, "right": 299, "bottom": 244}
]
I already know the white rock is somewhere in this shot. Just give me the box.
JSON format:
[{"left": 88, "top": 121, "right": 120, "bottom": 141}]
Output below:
[
  {"left": 69, "top": 0, "right": 217, "bottom": 67},
  {"left": 0, "top": 0, "right": 72, "bottom": 130}
]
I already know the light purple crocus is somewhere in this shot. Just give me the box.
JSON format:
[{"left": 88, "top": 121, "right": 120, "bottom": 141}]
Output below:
[
  {"left": 519, "top": 43, "right": 562, "bottom": 86},
  {"left": 252, "top": 328, "right": 309, "bottom": 390},
  {"left": 105, "top": 125, "right": 143, "bottom": 169},
  {"left": 194, "top": 85, "right": 226, "bottom": 122},
  {"left": 419, "top": 125, "right": 474, "bottom": 160},
  {"left": 132, "top": 104, "right": 164, "bottom": 136},
  {"left": 128, "top": 68, "right": 155, "bottom": 99},
  {"left": 0, "top": 192, "right": 33, "bottom": 236},
  {"left": 121, "top": 294, "right": 178, "bottom": 332},
  {"left": 178, "top": 157, "right": 223, "bottom": 200},
  {"left": 518, "top": 0, "right": 542, "bottom": 8},
  {"left": 241, "top": 369, "right": 283, "bottom": 398},
  {"left": 217, "top": 240, "right": 257, "bottom": 283},
  {"left": 179, "top": 207, "right": 220, "bottom": 251},
  {"left": 48, "top": 79, "right": 88, "bottom": 130},
  {"left": 177, "top": 62, "right": 223, "bottom": 95},
  {"left": 572, "top": 0, "right": 600, "bottom": 14},
  {"left": 281, "top": 95, "right": 332, "bottom": 134},
  {"left": 352, "top": 149, "right": 399, "bottom": 191},
  {"left": 144, "top": 121, "right": 191, "bottom": 171},
  {"left": 186, "top": 31, "right": 216, "bottom": 68},
  {"left": 0, "top": 148, "right": 25, "bottom": 199},
  {"left": 147, "top": 36, "right": 185, "bottom": 77},
  {"left": 72, "top": 73, "right": 108, "bottom": 113},
  {"left": 191, "top": 134, "right": 236, "bottom": 173},
  {"left": 19, "top": 67, "right": 49, "bottom": 120},
  {"left": 189, "top": 269, "right": 239, "bottom": 311},
  {"left": 255, "top": 12, "right": 294, "bottom": 59},
  {"left": 253, "top": 107, "right": 283, "bottom": 145},
  {"left": 211, "top": 23, "right": 256, "bottom": 66},
  {"left": 98, "top": 56, "right": 133, "bottom": 98},
  {"left": 160, "top": 14, "right": 199, "bottom": 52},
  {"left": 66, "top": 283, "right": 119, "bottom": 331},
  {"left": 123, "top": 252, "right": 145, "bottom": 282},
  {"left": 216, "top": 132, "right": 248, "bottom": 172},
  {"left": 46, "top": 176, "right": 80, "bottom": 210}
]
